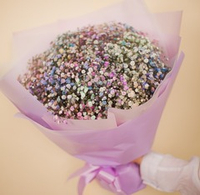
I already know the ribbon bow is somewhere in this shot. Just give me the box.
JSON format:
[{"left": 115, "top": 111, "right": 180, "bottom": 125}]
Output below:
[{"left": 69, "top": 163, "right": 145, "bottom": 195}]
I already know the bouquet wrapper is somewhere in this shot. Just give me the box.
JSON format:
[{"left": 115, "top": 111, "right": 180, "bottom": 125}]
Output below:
[{"left": 0, "top": 0, "right": 184, "bottom": 194}]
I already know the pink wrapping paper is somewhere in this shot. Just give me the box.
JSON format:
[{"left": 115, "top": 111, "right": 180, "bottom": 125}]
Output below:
[{"left": 0, "top": 0, "right": 184, "bottom": 194}]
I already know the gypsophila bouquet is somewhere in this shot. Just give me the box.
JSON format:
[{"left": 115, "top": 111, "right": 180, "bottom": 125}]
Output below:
[{"left": 0, "top": 0, "right": 184, "bottom": 194}]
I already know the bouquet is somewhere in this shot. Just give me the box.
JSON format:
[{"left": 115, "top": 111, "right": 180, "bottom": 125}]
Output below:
[{"left": 0, "top": 0, "right": 184, "bottom": 194}]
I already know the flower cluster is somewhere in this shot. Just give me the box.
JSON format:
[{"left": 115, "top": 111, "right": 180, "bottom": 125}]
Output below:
[{"left": 18, "top": 22, "right": 170, "bottom": 121}]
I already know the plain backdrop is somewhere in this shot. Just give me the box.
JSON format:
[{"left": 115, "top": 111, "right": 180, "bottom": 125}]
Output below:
[{"left": 0, "top": 0, "right": 200, "bottom": 195}]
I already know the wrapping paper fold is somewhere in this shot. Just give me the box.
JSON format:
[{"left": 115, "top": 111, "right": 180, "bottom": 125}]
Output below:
[{"left": 0, "top": 0, "right": 184, "bottom": 194}]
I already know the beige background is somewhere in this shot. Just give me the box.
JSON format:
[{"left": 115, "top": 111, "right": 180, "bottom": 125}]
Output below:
[{"left": 0, "top": 0, "right": 200, "bottom": 195}]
